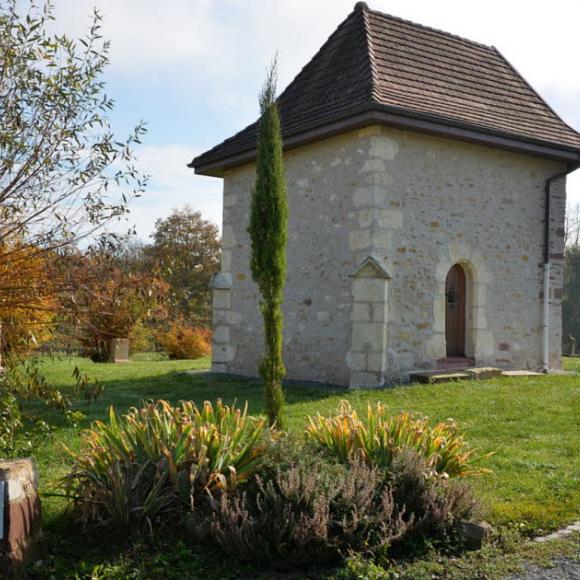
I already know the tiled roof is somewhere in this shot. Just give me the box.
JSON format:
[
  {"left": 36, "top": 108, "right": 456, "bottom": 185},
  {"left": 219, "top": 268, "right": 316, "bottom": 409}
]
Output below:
[{"left": 191, "top": 2, "right": 580, "bottom": 174}]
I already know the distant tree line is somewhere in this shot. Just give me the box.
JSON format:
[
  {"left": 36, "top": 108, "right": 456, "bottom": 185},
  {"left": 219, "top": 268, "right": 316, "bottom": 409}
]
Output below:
[{"left": 13, "top": 206, "right": 220, "bottom": 361}]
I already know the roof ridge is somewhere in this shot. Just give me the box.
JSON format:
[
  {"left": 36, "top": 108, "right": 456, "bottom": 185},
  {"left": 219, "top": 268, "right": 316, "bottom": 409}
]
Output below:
[
  {"left": 359, "top": 3, "right": 381, "bottom": 104},
  {"left": 275, "top": 5, "right": 366, "bottom": 107},
  {"left": 367, "top": 6, "right": 493, "bottom": 52}
]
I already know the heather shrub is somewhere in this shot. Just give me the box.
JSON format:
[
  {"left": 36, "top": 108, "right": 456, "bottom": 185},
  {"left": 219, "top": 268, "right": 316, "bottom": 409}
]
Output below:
[
  {"left": 206, "top": 459, "right": 409, "bottom": 568},
  {"left": 388, "top": 451, "right": 479, "bottom": 551},
  {"left": 157, "top": 320, "right": 211, "bottom": 359},
  {"left": 306, "top": 400, "right": 492, "bottom": 478},
  {"left": 64, "top": 399, "right": 272, "bottom": 535},
  {"left": 200, "top": 449, "right": 479, "bottom": 569}
]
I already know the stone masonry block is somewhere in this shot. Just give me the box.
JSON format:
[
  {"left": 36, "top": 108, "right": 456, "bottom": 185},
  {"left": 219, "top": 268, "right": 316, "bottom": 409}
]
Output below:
[
  {"left": 352, "top": 322, "right": 385, "bottom": 352},
  {"left": 353, "top": 185, "right": 387, "bottom": 207},
  {"left": 367, "top": 352, "right": 386, "bottom": 373},
  {"left": 352, "top": 278, "right": 387, "bottom": 303},
  {"left": 349, "top": 229, "right": 371, "bottom": 250},
  {"left": 376, "top": 209, "right": 403, "bottom": 229},
  {"left": 223, "top": 193, "right": 237, "bottom": 208},
  {"left": 371, "top": 303, "right": 387, "bottom": 322},
  {"left": 358, "top": 209, "right": 375, "bottom": 228},
  {"left": 213, "top": 325, "right": 230, "bottom": 344},
  {"left": 213, "top": 289, "right": 231, "bottom": 310},
  {"left": 211, "top": 362, "right": 229, "bottom": 373},
  {"left": 212, "top": 345, "right": 236, "bottom": 364},
  {"left": 221, "top": 250, "right": 232, "bottom": 271},
  {"left": 351, "top": 303, "right": 371, "bottom": 322},
  {"left": 349, "top": 352, "right": 367, "bottom": 371},
  {"left": 350, "top": 370, "right": 383, "bottom": 388},
  {"left": 222, "top": 225, "right": 236, "bottom": 248}
]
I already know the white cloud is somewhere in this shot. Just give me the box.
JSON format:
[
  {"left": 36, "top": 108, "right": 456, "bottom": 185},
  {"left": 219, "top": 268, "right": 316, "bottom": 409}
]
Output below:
[
  {"left": 50, "top": 0, "right": 580, "bottom": 211},
  {"left": 114, "top": 144, "right": 222, "bottom": 241},
  {"left": 51, "top": 1, "right": 580, "bottom": 106}
]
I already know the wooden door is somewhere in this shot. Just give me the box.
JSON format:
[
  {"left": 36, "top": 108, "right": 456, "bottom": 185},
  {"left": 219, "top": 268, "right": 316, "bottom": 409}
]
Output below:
[{"left": 445, "top": 264, "right": 466, "bottom": 357}]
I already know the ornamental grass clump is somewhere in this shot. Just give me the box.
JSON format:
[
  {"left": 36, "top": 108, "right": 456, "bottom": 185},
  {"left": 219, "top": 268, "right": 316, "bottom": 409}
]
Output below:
[
  {"left": 305, "top": 400, "right": 492, "bottom": 478},
  {"left": 64, "top": 399, "right": 271, "bottom": 535}
]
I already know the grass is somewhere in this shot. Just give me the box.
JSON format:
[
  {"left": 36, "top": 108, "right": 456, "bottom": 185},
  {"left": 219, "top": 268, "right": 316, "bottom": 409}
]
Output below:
[
  {"left": 335, "top": 531, "right": 580, "bottom": 579},
  {"left": 23, "top": 354, "right": 580, "bottom": 577},
  {"left": 563, "top": 354, "right": 580, "bottom": 373}
]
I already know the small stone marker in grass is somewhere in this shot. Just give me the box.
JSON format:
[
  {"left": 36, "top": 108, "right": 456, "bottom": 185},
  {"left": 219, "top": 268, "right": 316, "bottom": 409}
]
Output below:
[
  {"left": 456, "top": 520, "right": 493, "bottom": 549},
  {"left": 0, "top": 459, "right": 43, "bottom": 575},
  {"left": 109, "top": 338, "right": 130, "bottom": 363}
]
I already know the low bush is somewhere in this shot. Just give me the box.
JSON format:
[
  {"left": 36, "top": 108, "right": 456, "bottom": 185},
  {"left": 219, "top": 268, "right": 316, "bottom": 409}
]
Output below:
[
  {"left": 306, "top": 400, "right": 491, "bottom": 478},
  {"left": 0, "top": 388, "right": 22, "bottom": 456},
  {"left": 130, "top": 320, "right": 157, "bottom": 353},
  {"left": 157, "top": 320, "right": 211, "bottom": 360},
  {"left": 388, "top": 451, "right": 478, "bottom": 552},
  {"left": 0, "top": 356, "right": 73, "bottom": 457},
  {"left": 201, "top": 451, "right": 479, "bottom": 569},
  {"left": 64, "top": 399, "right": 272, "bottom": 535},
  {"left": 205, "top": 459, "right": 409, "bottom": 567}
]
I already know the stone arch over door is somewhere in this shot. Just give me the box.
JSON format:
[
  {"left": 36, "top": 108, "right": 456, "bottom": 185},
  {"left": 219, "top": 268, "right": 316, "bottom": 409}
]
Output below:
[
  {"left": 433, "top": 252, "right": 494, "bottom": 365},
  {"left": 445, "top": 264, "right": 467, "bottom": 357}
]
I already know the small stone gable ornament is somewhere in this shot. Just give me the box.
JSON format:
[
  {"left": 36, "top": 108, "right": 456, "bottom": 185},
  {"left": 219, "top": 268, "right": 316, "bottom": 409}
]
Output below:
[{"left": 350, "top": 256, "right": 391, "bottom": 280}]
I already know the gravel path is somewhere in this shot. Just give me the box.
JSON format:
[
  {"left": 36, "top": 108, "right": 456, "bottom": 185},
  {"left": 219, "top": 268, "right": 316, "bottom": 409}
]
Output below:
[
  {"left": 509, "top": 557, "right": 580, "bottom": 579},
  {"left": 508, "top": 522, "right": 580, "bottom": 579}
]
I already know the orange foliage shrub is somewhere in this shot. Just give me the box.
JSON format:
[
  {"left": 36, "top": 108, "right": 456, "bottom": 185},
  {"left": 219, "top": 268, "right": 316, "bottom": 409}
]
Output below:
[{"left": 157, "top": 321, "right": 211, "bottom": 360}]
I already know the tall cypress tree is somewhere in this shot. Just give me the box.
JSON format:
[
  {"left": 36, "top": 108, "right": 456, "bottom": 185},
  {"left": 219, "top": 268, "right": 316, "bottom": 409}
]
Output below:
[{"left": 248, "top": 61, "right": 288, "bottom": 429}]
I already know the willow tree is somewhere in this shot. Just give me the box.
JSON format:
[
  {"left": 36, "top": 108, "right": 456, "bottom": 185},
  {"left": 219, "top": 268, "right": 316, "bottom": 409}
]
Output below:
[
  {"left": 0, "top": 0, "right": 147, "bottom": 286},
  {"left": 248, "top": 62, "right": 288, "bottom": 429}
]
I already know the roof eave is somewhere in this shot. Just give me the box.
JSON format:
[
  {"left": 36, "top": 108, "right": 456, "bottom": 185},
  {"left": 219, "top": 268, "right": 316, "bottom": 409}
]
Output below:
[{"left": 192, "top": 105, "right": 580, "bottom": 177}]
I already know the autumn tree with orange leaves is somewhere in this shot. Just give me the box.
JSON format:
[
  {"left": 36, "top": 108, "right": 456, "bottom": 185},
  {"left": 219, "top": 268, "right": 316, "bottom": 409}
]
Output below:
[
  {"left": 0, "top": 239, "right": 58, "bottom": 357},
  {"left": 61, "top": 253, "right": 169, "bottom": 361}
]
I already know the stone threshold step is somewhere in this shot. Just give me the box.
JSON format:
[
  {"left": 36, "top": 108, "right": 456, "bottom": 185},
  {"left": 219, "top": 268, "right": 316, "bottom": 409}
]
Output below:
[
  {"left": 410, "top": 371, "right": 472, "bottom": 384},
  {"left": 410, "top": 367, "right": 543, "bottom": 384}
]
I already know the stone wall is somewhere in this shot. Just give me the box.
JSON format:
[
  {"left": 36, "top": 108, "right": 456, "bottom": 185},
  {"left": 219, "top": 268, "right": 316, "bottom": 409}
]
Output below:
[{"left": 211, "top": 125, "right": 566, "bottom": 385}]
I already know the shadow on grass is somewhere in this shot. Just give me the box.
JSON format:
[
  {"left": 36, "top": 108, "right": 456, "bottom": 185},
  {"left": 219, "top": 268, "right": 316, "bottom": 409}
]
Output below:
[
  {"left": 75, "top": 371, "right": 347, "bottom": 422},
  {"left": 23, "top": 367, "right": 349, "bottom": 428}
]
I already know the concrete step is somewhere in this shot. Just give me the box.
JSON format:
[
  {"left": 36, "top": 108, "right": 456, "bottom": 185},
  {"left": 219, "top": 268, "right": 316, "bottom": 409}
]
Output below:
[
  {"left": 410, "top": 366, "right": 540, "bottom": 384},
  {"left": 409, "top": 370, "right": 472, "bottom": 384}
]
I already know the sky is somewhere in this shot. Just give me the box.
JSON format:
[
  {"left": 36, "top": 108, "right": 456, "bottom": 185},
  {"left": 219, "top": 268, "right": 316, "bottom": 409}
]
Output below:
[{"left": 48, "top": 0, "right": 580, "bottom": 241}]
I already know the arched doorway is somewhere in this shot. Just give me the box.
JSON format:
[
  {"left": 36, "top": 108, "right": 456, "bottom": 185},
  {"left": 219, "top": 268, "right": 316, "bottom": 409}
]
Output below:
[{"left": 445, "top": 264, "right": 466, "bottom": 357}]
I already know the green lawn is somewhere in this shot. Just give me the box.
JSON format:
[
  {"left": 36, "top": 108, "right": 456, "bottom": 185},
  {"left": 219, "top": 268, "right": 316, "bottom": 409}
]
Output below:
[
  {"left": 27, "top": 354, "right": 580, "bottom": 577},
  {"left": 563, "top": 355, "right": 580, "bottom": 373}
]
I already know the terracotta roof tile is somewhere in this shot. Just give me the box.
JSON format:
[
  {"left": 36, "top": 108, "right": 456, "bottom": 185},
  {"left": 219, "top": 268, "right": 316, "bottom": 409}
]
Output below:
[{"left": 191, "top": 3, "right": 580, "bottom": 173}]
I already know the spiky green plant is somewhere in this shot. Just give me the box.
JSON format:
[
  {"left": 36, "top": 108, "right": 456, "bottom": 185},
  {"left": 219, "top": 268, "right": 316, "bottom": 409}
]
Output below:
[
  {"left": 64, "top": 399, "right": 272, "bottom": 534},
  {"left": 305, "top": 400, "right": 492, "bottom": 478},
  {"left": 248, "top": 59, "right": 288, "bottom": 429}
]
